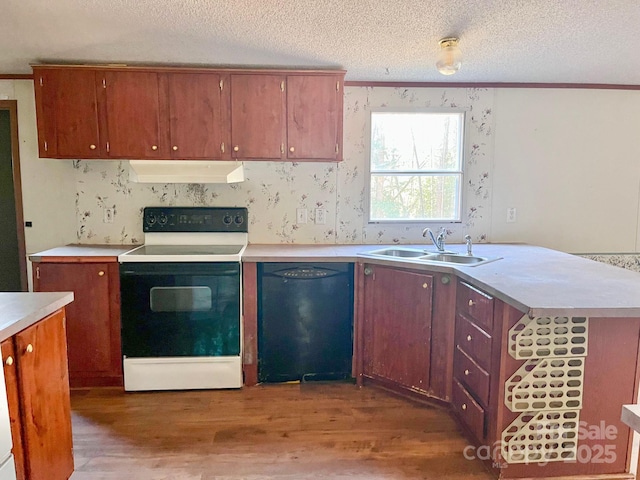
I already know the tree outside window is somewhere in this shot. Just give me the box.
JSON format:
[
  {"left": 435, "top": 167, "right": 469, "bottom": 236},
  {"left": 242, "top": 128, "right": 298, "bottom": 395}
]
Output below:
[{"left": 369, "top": 111, "right": 464, "bottom": 222}]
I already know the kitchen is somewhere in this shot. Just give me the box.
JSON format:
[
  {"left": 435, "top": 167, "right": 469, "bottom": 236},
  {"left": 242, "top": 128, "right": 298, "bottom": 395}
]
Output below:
[{"left": 3, "top": 1, "right": 640, "bottom": 479}]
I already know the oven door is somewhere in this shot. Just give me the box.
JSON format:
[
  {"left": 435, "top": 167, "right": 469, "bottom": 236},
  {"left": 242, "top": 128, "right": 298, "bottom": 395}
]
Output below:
[{"left": 120, "top": 262, "right": 240, "bottom": 358}]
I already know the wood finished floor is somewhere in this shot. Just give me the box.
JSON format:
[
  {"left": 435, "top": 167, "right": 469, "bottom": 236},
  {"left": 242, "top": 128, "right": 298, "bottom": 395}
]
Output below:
[{"left": 69, "top": 383, "right": 494, "bottom": 480}]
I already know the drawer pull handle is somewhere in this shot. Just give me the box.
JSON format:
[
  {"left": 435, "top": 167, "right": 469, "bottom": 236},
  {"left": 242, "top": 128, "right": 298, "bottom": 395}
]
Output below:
[
  {"left": 466, "top": 335, "right": 472, "bottom": 342},
  {"left": 25, "top": 344, "right": 33, "bottom": 354},
  {"left": 98, "top": 271, "right": 105, "bottom": 277},
  {"left": 464, "top": 369, "right": 469, "bottom": 376},
  {"left": 468, "top": 299, "right": 475, "bottom": 307},
  {"left": 462, "top": 403, "right": 467, "bottom": 411},
  {"left": 5, "top": 356, "right": 13, "bottom": 366}
]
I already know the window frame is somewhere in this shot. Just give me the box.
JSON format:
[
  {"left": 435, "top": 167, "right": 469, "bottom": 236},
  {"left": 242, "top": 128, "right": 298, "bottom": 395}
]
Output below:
[{"left": 365, "top": 107, "right": 468, "bottom": 224}]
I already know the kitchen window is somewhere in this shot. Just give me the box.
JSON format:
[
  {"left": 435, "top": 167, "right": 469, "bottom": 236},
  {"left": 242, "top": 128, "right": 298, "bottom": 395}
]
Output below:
[{"left": 368, "top": 109, "right": 465, "bottom": 223}]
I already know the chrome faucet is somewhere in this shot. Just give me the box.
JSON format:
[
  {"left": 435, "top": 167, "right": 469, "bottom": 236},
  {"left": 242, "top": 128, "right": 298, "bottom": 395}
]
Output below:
[
  {"left": 423, "top": 227, "right": 447, "bottom": 252},
  {"left": 465, "top": 235, "right": 473, "bottom": 256}
]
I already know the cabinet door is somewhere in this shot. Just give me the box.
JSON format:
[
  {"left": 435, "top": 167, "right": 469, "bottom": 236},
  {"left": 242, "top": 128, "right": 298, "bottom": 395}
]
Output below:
[
  {"left": 1, "top": 340, "right": 25, "bottom": 480},
  {"left": 15, "top": 309, "right": 73, "bottom": 480},
  {"left": 103, "top": 71, "right": 165, "bottom": 158},
  {"left": 363, "top": 265, "right": 433, "bottom": 391},
  {"left": 286, "top": 74, "right": 343, "bottom": 161},
  {"left": 230, "top": 74, "right": 285, "bottom": 159},
  {"left": 34, "top": 262, "right": 122, "bottom": 387},
  {"left": 33, "top": 68, "right": 102, "bottom": 158},
  {"left": 165, "top": 73, "right": 231, "bottom": 159}
]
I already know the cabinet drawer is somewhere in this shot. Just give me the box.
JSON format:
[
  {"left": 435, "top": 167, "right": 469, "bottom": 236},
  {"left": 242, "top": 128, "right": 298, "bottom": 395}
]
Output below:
[
  {"left": 454, "top": 346, "right": 490, "bottom": 406},
  {"left": 455, "top": 314, "right": 492, "bottom": 371},
  {"left": 457, "top": 281, "right": 494, "bottom": 332},
  {"left": 452, "top": 378, "right": 485, "bottom": 441}
]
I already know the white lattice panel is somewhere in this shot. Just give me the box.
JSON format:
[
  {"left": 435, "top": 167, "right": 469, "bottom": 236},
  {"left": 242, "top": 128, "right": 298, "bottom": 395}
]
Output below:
[
  {"left": 508, "top": 316, "right": 589, "bottom": 360},
  {"left": 505, "top": 357, "right": 585, "bottom": 411},
  {"left": 501, "top": 410, "right": 579, "bottom": 464}
]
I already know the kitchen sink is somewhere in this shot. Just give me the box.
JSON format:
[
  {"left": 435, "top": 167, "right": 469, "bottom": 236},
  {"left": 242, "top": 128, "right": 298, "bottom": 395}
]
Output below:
[
  {"left": 365, "top": 248, "right": 499, "bottom": 266},
  {"left": 367, "top": 248, "right": 425, "bottom": 258},
  {"left": 420, "top": 253, "right": 488, "bottom": 264}
]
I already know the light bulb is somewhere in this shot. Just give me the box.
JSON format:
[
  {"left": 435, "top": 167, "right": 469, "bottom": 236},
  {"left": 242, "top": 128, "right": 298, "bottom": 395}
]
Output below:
[{"left": 436, "top": 37, "right": 462, "bottom": 75}]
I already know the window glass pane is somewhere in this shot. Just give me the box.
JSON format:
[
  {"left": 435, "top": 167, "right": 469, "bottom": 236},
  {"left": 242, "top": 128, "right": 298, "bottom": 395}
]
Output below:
[
  {"left": 370, "top": 174, "right": 461, "bottom": 221},
  {"left": 371, "top": 112, "right": 463, "bottom": 172}
]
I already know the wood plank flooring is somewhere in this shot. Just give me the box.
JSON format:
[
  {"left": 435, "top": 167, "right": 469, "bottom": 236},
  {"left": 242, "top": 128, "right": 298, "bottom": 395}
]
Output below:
[{"left": 69, "top": 383, "right": 493, "bottom": 479}]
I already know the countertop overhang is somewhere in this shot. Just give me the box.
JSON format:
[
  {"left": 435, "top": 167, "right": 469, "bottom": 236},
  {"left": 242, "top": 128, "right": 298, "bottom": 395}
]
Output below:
[{"left": 0, "top": 292, "right": 74, "bottom": 342}]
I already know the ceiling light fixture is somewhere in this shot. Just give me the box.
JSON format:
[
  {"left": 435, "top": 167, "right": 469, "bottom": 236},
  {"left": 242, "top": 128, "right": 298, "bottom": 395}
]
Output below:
[{"left": 436, "top": 37, "right": 462, "bottom": 75}]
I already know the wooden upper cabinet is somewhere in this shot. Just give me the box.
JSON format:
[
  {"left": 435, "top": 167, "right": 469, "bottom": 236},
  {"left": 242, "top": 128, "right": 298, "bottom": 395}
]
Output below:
[
  {"left": 165, "top": 73, "right": 231, "bottom": 159},
  {"left": 102, "top": 71, "right": 165, "bottom": 158},
  {"left": 230, "top": 74, "right": 286, "bottom": 160},
  {"left": 286, "top": 74, "right": 343, "bottom": 161},
  {"left": 32, "top": 65, "right": 345, "bottom": 161},
  {"left": 33, "top": 67, "right": 102, "bottom": 158}
]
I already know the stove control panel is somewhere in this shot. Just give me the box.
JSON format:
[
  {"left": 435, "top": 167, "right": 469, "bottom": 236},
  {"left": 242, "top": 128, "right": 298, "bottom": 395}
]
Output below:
[{"left": 143, "top": 207, "right": 249, "bottom": 233}]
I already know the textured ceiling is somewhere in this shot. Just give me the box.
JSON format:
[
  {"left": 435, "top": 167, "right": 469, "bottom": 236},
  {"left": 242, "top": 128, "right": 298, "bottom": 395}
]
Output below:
[{"left": 2, "top": 0, "right": 640, "bottom": 83}]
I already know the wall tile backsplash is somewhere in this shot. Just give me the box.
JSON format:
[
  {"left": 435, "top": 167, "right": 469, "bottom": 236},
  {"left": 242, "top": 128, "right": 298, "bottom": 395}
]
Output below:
[{"left": 74, "top": 86, "right": 495, "bottom": 245}]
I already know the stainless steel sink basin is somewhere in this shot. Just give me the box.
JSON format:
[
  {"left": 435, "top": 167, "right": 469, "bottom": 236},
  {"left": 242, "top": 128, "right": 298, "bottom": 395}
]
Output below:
[
  {"left": 420, "top": 254, "right": 488, "bottom": 264},
  {"left": 367, "top": 248, "right": 425, "bottom": 258},
  {"left": 364, "top": 247, "right": 499, "bottom": 267}
]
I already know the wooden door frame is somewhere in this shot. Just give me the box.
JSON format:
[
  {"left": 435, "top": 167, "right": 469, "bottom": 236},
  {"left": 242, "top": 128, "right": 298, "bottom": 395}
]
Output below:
[{"left": 0, "top": 100, "right": 28, "bottom": 291}]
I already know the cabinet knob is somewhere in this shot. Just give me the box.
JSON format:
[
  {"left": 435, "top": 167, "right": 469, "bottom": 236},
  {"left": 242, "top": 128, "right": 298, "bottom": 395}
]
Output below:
[
  {"left": 233, "top": 146, "right": 239, "bottom": 152},
  {"left": 363, "top": 267, "right": 373, "bottom": 276},
  {"left": 289, "top": 146, "right": 295, "bottom": 153},
  {"left": 151, "top": 145, "right": 158, "bottom": 151},
  {"left": 466, "top": 335, "right": 472, "bottom": 342},
  {"left": 98, "top": 271, "right": 105, "bottom": 277},
  {"left": 89, "top": 144, "right": 96, "bottom": 150},
  {"left": 422, "top": 283, "right": 428, "bottom": 289},
  {"left": 172, "top": 146, "right": 178, "bottom": 151},
  {"left": 462, "top": 403, "right": 467, "bottom": 411},
  {"left": 464, "top": 369, "right": 469, "bottom": 376},
  {"left": 468, "top": 299, "right": 476, "bottom": 307},
  {"left": 5, "top": 356, "right": 13, "bottom": 366},
  {"left": 25, "top": 344, "right": 33, "bottom": 354}
]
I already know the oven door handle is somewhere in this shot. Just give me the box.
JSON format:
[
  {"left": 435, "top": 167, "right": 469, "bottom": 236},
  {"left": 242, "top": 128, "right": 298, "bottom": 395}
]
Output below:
[{"left": 120, "top": 267, "right": 240, "bottom": 276}]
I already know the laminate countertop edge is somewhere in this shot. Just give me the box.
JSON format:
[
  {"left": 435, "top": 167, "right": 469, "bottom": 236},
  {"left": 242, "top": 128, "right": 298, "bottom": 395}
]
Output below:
[{"left": 0, "top": 292, "right": 74, "bottom": 342}]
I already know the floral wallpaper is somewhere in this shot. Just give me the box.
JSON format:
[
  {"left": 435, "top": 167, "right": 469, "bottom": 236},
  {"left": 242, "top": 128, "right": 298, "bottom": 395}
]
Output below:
[
  {"left": 74, "top": 86, "right": 495, "bottom": 245},
  {"left": 579, "top": 254, "right": 640, "bottom": 273}
]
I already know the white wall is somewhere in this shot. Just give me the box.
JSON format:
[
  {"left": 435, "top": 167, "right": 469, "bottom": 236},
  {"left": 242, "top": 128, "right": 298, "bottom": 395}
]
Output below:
[
  {"left": 0, "top": 80, "right": 76, "bottom": 254},
  {"left": 490, "top": 89, "right": 640, "bottom": 253}
]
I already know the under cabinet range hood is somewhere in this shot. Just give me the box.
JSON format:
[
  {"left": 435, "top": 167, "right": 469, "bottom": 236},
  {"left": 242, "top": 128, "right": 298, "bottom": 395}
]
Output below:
[{"left": 128, "top": 160, "right": 245, "bottom": 184}]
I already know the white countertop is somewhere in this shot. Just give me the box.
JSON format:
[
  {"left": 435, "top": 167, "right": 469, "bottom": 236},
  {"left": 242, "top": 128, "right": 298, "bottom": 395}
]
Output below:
[{"left": 0, "top": 292, "right": 74, "bottom": 341}]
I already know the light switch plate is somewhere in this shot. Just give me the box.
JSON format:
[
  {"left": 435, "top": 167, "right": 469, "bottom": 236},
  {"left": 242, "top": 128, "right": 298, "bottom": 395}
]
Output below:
[{"left": 296, "top": 208, "right": 307, "bottom": 224}]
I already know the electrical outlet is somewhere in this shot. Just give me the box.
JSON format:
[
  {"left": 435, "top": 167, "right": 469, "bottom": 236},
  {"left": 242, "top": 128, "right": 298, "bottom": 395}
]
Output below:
[
  {"left": 103, "top": 207, "right": 114, "bottom": 224},
  {"left": 296, "top": 208, "right": 307, "bottom": 224},
  {"left": 506, "top": 207, "right": 517, "bottom": 223},
  {"left": 315, "top": 208, "right": 326, "bottom": 225}
]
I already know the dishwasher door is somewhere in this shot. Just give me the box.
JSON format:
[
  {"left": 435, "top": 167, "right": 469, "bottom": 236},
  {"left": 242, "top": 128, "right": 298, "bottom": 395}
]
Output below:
[{"left": 258, "top": 263, "right": 354, "bottom": 383}]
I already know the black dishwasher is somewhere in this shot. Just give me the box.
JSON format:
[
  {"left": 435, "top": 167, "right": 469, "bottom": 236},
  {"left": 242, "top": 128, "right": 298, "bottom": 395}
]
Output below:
[{"left": 258, "top": 263, "right": 354, "bottom": 383}]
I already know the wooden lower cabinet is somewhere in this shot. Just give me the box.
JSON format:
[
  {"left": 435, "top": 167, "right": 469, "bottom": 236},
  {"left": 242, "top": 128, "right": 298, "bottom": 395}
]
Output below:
[
  {"left": 1, "top": 308, "right": 74, "bottom": 480},
  {"left": 359, "top": 264, "right": 433, "bottom": 393},
  {"left": 33, "top": 261, "right": 122, "bottom": 387}
]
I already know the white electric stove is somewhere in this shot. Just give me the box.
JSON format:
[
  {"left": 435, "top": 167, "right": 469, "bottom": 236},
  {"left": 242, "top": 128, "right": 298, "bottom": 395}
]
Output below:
[{"left": 118, "top": 206, "right": 248, "bottom": 391}]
